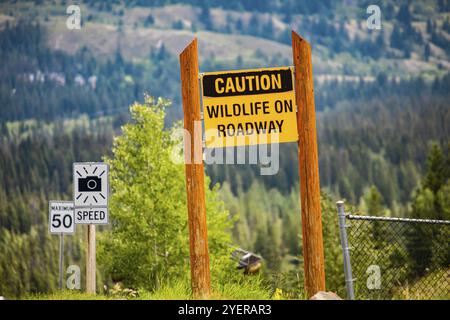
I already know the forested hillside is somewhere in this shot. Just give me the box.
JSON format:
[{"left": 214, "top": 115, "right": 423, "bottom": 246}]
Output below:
[{"left": 0, "top": 0, "right": 449, "bottom": 298}]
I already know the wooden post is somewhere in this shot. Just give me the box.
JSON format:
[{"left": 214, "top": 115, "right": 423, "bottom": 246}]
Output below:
[
  {"left": 292, "top": 30, "right": 326, "bottom": 297},
  {"left": 179, "top": 38, "right": 211, "bottom": 298},
  {"left": 86, "top": 224, "right": 96, "bottom": 294}
]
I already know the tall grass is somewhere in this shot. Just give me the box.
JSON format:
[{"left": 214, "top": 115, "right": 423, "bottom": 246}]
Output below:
[{"left": 23, "top": 276, "right": 272, "bottom": 300}]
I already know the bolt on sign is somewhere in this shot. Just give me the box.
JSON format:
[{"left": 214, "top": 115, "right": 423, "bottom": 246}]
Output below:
[{"left": 201, "top": 67, "right": 298, "bottom": 148}]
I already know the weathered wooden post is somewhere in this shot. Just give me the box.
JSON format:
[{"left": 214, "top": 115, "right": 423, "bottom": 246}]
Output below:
[
  {"left": 86, "top": 225, "right": 96, "bottom": 294},
  {"left": 179, "top": 38, "right": 211, "bottom": 298},
  {"left": 292, "top": 30, "right": 326, "bottom": 297}
]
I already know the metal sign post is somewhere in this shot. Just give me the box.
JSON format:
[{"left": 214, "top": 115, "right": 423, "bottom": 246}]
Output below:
[
  {"left": 49, "top": 201, "right": 75, "bottom": 291},
  {"left": 59, "top": 233, "right": 64, "bottom": 290}
]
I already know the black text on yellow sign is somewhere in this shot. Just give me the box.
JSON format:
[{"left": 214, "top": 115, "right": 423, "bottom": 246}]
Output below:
[{"left": 201, "top": 67, "right": 298, "bottom": 148}]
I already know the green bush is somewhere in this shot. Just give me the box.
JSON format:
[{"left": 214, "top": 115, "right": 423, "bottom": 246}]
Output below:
[{"left": 98, "top": 96, "right": 242, "bottom": 292}]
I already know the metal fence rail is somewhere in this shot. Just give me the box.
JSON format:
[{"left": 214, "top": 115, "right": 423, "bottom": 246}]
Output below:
[{"left": 336, "top": 201, "right": 450, "bottom": 300}]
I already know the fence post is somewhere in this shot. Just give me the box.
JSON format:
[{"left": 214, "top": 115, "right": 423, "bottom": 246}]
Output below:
[{"left": 336, "top": 200, "right": 355, "bottom": 300}]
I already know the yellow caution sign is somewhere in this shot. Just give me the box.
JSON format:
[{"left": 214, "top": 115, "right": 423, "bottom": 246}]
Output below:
[{"left": 201, "top": 67, "right": 298, "bottom": 148}]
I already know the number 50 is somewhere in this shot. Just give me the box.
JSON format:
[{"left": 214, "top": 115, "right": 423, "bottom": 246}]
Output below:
[{"left": 52, "top": 213, "right": 73, "bottom": 229}]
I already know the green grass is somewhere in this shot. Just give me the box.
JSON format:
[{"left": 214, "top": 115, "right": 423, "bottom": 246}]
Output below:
[
  {"left": 140, "top": 280, "right": 272, "bottom": 300},
  {"left": 392, "top": 269, "right": 450, "bottom": 300},
  {"left": 22, "top": 277, "right": 273, "bottom": 300},
  {"left": 24, "top": 291, "right": 116, "bottom": 300}
]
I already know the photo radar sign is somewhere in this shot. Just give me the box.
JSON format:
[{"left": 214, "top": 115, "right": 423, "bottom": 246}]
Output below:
[
  {"left": 73, "top": 162, "right": 109, "bottom": 224},
  {"left": 201, "top": 66, "right": 298, "bottom": 148}
]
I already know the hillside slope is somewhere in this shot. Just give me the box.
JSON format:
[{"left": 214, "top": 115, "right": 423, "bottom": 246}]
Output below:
[{"left": 1, "top": 1, "right": 449, "bottom": 78}]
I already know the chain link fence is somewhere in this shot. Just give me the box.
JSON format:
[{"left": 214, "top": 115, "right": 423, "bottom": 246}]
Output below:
[{"left": 336, "top": 201, "right": 450, "bottom": 300}]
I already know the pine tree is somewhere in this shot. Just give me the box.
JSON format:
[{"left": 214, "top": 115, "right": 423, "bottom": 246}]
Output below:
[
  {"left": 397, "top": 4, "right": 412, "bottom": 27},
  {"left": 424, "top": 43, "right": 431, "bottom": 61},
  {"left": 144, "top": 14, "right": 154, "bottom": 27},
  {"left": 200, "top": 5, "right": 213, "bottom": 30},
  {"left": 262, "top": 18, "right": 274, "bottom": 38},
  {"left": 423, "top": 143, "right": 446, "bottom": 196},
  {"left": 366, "top": 186, "right": 384, "bottom": 216},
  {"left": 365, "top": 186, "right": 387, "bottom": 249},
  {"left": 248, "top": 13, "right": 260, "bottom": 36},
  {"left": 426, "top": 18, "right": 434, "bottom": 34},
  {"left": 408, "top": 143, "right": 449, "bottom": 277}
]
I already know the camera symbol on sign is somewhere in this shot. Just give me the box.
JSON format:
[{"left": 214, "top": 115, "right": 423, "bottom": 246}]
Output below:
[
  {"left": 73, "top": 163, "right": 108, "bottom": 207},
  {"left": 78, "top": 176, "right": 102, "bottom": 192}
]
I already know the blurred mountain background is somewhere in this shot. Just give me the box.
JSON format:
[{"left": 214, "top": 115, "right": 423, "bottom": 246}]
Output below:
[{"left": 0, "top": 0, "right": 449, "bottom": 297}]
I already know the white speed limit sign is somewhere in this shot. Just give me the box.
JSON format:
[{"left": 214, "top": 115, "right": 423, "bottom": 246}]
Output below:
[{"left": 49, "top": 201, "right": 75, "bottom": 234}]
